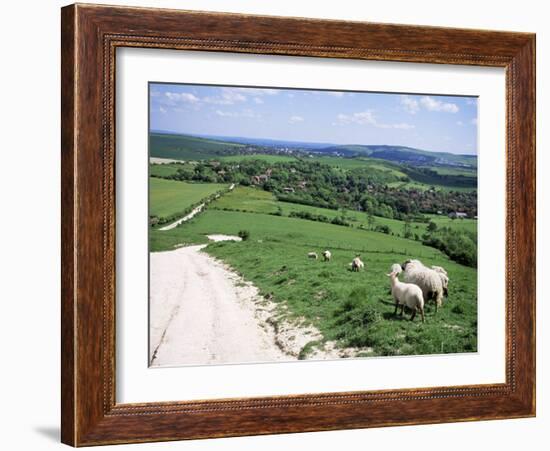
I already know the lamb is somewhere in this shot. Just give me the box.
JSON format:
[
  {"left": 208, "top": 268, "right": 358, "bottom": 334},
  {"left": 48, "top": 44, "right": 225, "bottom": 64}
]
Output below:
[
  {"left": 351, "top": 257, "right": 364, "bottom": 272},
  {"left": 387, "top": 271, "right": 425, "bottom": 322},
  {"left": 401, "top": 259, "right": 444, "bottom": 313},
  {"left": 322, "top": 250, "right": 332, "bottom": 262},
  {"left": 307, "top": 252, "right": 318, "bottom": 259}
]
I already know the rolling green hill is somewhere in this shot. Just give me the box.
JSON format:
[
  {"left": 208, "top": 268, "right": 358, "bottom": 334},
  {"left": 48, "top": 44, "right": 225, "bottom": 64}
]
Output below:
[
  {"left": 149, "top": 178, "right": 227, "bottom": 222},
  {"left": 150, "top": 132, "right": 245, "bottom": 160},
  {"left": 317, "top": 144, "right": 477, "bottom": 168}
]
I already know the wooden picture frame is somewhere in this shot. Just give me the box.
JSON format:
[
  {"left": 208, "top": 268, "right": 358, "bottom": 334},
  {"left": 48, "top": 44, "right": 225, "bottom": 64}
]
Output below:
[{"left": 61, "top": 3, "right": 536, "bottom": 446}]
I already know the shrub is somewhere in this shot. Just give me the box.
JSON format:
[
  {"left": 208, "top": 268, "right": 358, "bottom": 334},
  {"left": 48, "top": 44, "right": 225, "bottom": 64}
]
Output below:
[
  {"left": 238, "top": 230, "right": 250, "bottom": 241},
  {"left": 422, "top": 226, "right": 477, "bottom": 267},
  {"left": 375, "top": 224, "right": 391, "bottom": 234}
]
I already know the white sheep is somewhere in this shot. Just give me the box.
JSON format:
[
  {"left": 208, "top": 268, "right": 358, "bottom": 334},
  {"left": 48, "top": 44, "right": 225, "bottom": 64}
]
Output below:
[
  {"left": 431, "top": 265, "right": 450, "bottom": 297},
  {"left": 431, "top": 265, "right": 448, "bottom": 276},
  {"left": 322, "top": 250, "right": 332, "bottom": 262},
  {"left": 307, "top": 252, "right": 318, "bottom": 259},
  {"left": 351, "top": 257, "right": 364, "bottom": 272},
  {"left": 390, "top": 263, "right": 403, "bottom": 275},
  {"left": 401, "top": 259, "right": 444, "bottom": 313},
  {"left": 387, "top": 271, "right": 425, "bottom": 322}
]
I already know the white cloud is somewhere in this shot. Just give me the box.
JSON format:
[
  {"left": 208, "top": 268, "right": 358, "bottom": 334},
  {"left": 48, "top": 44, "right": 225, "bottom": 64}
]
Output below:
[
  {"left": 159, "top": 106, "right": 167, "bottom": 114},
  {"left": 456, "top": 120, "right": 464, "bottom": 126},
  {"left": 326, "top": 91, "right": 345, "bottom": 98},
  {"left": 392, "top": 123, "right": 415, "bottom": 130},
  {"left": 337, "top": 111, "right": 377, "bottom": 125},
  {"left": 164, "top": 92, "right": 200, "bottom": 104},
  {"left": 289, "top": 115, "right": 304, "bottom": 124},
  {"left": 215, "top": 109, "right": 260, "bottom": 119},
  {"left": 238, "top": 88, "right": 279, "bottom": 96},
  {"left": 204, "top": 88, "right": 247, "bottom": 105},
  {"left": 470, "top": 118, "right": 478, "bottom": 125},
  {"left": 253, "top": 97, "right": 264, "bottom": 104},
  {"left": 420, "top": 96, "right": 459, "bottom": 113},
  {"left": 400, "top": 95, "right": 420, "bottom": 114},
  {"left": 466, "top": 98, "right": 478, "bottom": 105},
  {"left": 336, "top": 110, "right": 414, "bottom": 130}
]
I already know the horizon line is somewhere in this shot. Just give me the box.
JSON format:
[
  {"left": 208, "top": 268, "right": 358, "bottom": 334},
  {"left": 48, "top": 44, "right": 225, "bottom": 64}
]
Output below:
[{"left": 150, "top": 128, "right": 478, "bottom": 157}]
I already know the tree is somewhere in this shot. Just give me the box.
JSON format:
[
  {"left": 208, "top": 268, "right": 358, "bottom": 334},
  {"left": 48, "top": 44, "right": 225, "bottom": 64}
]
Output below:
[
  {"left": 403, "top": 219, "right": 413, "bottom": 239},
  {"left": 367, "top": 213, "right": 375, "bottom": 230},
  {"left": 427, "top": 221, "right": 438, "bottom": 233}
]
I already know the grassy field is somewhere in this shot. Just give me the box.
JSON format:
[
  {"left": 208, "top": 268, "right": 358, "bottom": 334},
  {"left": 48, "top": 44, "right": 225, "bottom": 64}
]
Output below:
[
  {"left": 149, "top": 178, "right": 227, "bottom": 220},
  {"left": 310, "top": 156, "right": 408, "bottom": 177},
  {"left": 150, "top": 163, "right": 185, "bottom": 178},
  {"left": 150, "top": 132, "right": 244, "bottom": 160},
  {"left": 428, "top": 166, "right": 478, "bottom": 177},
  {"left": 150, "top": 208, "right": 477, "bottom": 357},
  {"left": 387, "top": 180, "right": 477, "bottom": 193},
  {"left": 210, "top": 186, "right": 477, "bottom": 237}
]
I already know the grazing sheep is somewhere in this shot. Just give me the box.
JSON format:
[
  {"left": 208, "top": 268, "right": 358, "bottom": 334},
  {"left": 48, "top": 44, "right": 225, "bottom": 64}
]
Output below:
[
  {"left": 431, "top": 265, "right": 450, "bottom": 297},
  {"left": 390, "top": 263, "right": 403, "bottom": 275},
  {"left": 322, "top": 250, "right": 332, "bottom": 262},
  {"left": 307, "top": 252, "right": 318, "bottom": 260},
  {"left": 431, "top": 265, "right": 448, "bottom": 276},
  {"left": 437, "top": 272, "right": 450, "bottom": 297},
  {"left": 387, "top": 271, "right": 425, "bottom": 322},
  {"left": 401, "top": 259, "right": 444, "bottom": 313},
  {"left": 351, "top": 257, "right": 364, "bottom": 272}
]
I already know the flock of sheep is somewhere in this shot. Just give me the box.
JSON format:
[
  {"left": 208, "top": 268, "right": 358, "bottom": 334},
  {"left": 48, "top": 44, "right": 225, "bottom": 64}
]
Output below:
[{"left": 308, "top": 251, "right": 450, "bottom": 323}]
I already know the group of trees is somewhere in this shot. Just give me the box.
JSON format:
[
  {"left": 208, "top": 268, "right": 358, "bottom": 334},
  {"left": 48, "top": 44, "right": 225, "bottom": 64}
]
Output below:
[
  {"left": 421, "top": 221, "right": 477, "bottom": 267},
  {"left": 402, "top": 167, "right": 477, "bottom": 188},
  {"left": 159, "top": 159, "right": 478, "bottom": 218}
]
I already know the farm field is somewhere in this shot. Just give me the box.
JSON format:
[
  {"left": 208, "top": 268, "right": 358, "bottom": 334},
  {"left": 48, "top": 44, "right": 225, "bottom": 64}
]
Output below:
[
  {"left": 150, "top": 132, "right": 245, "bottom": 160},
  {"left": 151, "top": 208, "right": 477, "bottom": 357},
  {"left": 387, "top": 180, "right": 477, "bottom": 193},
  {"left": 309, "top": 155, "right": 408, "bottom": 177},
  {"left": 149, "top": 178, "right": 227, "bottom": 220},
  {"left": 209, "top": 186, "right": 477, "bottom": 237},
  {"left": 150, "top": 162, "right": 185, "bottom": 178}
]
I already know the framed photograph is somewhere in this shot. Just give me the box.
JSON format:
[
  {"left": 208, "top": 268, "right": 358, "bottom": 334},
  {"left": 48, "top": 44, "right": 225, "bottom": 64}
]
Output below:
[{"left": 61, "top": 3, "right": 536, "bottom": 446}]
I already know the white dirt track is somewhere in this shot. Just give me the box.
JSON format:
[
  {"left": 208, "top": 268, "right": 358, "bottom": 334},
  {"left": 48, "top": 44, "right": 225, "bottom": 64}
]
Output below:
[{"left": 149, "top": 243, "right": 290, "bottom": 366}]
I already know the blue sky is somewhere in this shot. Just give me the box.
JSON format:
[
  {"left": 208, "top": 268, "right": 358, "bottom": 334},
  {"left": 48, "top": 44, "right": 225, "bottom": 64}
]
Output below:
[{"left": 150, "top": 83, "right": 478, "bottom": 155}]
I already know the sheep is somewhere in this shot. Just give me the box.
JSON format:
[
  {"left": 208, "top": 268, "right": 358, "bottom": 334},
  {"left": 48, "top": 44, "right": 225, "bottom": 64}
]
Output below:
[
  {"left": 431, "top": 265, "right": 450, "bottom": 297},
  {"left": 350, "top": 257, "right": 364, "bottom": 272},
  {"left": 390, "top": 263, "right": 403, "bottom": 275},
  {"left": 387, "top": 271, "right": 425, "bottom": 322},
  {"left": 307, "top": 252, "right": 318, "bottom": 260},
  {"left": 431, "top": 265, "right": 448, "bottom": 276},
  {"left": 401, "top": 259, "right": 444, "bottom": 313},
  {"left": 322, "top": 250, "right": 332, "bottom": 262}
]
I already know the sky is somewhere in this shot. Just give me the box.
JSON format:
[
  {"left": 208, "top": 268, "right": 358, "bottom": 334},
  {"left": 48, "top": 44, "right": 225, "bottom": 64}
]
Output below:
[{"left": 150, "top": 83, "right": 478, "bottom": 155}]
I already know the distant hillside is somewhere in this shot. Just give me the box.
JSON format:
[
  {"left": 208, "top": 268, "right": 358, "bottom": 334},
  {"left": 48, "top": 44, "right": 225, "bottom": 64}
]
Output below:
[
  {"left": 149, "top": 132, "right": 245, "bottom": 160},
  {"left": 149, "top": 132, "right": 477, "bottom": 171},
  {"left": 316, "top": 144, "right": 477, "bottom": 168},
  {"left": 193, "top": 134, "right": 333, "bottom": 150}
]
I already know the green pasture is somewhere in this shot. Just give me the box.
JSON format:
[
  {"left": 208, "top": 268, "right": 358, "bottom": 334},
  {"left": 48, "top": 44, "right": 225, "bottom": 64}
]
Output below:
[
  {"left": 149, "top": 132, "right": 244, "bottom": 160},
  {"left": 150, "top": 208, "right": 477, "bottom": 357},
  {"left": 209, "top": 186, "right": 477, "bottom": 237},
  {"left": 149, "top": 178, "right": 227, "bottom": 220}
]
